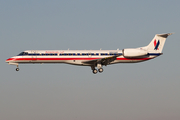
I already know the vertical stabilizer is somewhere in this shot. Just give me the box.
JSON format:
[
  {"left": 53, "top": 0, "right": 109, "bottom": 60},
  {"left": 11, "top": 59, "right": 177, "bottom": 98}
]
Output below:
[{"left": 145, "top": 33, "right": 173, "bottom": 53}]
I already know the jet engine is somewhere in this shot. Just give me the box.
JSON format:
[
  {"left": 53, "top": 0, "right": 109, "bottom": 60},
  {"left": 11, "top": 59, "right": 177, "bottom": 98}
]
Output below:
[{"left": 122, "top": 49, "right": 148, "bottom": 58}]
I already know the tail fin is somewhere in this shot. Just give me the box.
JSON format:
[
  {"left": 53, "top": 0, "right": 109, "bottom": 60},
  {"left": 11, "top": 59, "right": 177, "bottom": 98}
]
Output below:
[{"left": 145, "top": 33, "right": 173, "bottom": 53}]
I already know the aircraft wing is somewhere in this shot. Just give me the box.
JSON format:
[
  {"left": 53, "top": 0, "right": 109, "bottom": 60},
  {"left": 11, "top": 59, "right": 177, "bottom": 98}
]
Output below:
[{"left": 82, "top": 55, "right": 121, "bottom": 65}]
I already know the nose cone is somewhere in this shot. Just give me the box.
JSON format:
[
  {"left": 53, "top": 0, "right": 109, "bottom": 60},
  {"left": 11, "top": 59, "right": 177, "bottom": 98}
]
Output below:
[{"left": 5, "top": 58, "right": 14, "bottom": 63}]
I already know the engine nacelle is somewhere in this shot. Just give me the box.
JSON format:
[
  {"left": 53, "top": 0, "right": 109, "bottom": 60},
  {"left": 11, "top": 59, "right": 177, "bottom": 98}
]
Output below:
[{"left": 122, "top": 49, "right": 148, "bottom": 58}]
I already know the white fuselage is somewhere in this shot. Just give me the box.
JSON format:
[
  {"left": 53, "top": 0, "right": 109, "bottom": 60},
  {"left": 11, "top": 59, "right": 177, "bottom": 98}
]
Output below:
[{"left": 6, "top": 50, "right": 160, "bottom": 66}]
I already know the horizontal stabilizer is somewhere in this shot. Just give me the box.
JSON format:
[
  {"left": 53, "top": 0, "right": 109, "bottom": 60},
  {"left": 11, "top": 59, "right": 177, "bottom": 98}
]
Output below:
[{"left": 157, "top": 33, "right": 173, "bottom": 38}]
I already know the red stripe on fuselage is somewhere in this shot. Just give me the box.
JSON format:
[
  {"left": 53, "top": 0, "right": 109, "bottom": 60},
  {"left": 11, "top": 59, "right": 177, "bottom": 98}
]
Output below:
[
  {"left": 9, "top": 57, "right": 152, "bottom": 61},
  {"left": 6, "top": 58, "right": 14, "bottom": 61}
]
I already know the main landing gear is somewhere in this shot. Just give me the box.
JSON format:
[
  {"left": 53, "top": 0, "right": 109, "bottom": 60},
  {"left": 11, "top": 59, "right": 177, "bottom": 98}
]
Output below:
[
  {"left": 91, "top": 64, "right": 104, "bottom": 74},
  {"left": 92, "top": 68, "right": 103, "bottom": 74},
  {"left": 93, "top": 69, "right": 98, "bottom": 74},
  {"left": 98, "top": 68, "right": 103, "bottom": 73}
]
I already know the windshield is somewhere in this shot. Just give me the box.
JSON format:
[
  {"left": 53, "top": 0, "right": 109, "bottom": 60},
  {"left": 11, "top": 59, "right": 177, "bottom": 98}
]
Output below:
[{"left": 18, "top": 52, "right": 28, "bottom": 56}]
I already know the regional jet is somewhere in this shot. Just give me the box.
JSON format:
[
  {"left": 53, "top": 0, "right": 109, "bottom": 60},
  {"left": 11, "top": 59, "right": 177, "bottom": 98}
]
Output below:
[{"left": 6, "top": 33, "right": 173, "bottom": 74}]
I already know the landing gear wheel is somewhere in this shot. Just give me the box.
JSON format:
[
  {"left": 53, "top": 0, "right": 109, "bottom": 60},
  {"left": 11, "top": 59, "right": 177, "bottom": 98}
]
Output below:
[
  {"left": 98, "top": 68, "right": 103, "bottom": 73},
  {"left": 92, "top": 69, "right": 98, "bottom": 74},
  {"left": 16, "top": 68, "right": 19, "bottom": 71}
]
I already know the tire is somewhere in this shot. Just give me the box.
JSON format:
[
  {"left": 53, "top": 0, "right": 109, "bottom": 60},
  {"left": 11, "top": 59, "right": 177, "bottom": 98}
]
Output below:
[
  {"left": 93, "top": 69, "right": 98, "bottom": 74},
  {"left": 98, "top": 68, "right": 103, "bottom": 73},
  {"left": 16, "top": 68, "right": 19, "bottom": 71}
]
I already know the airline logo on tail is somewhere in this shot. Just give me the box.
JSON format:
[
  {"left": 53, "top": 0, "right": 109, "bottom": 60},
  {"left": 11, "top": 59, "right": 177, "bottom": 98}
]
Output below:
[{"left": 154, "top": 39, "right": 160, "bottom": 50}]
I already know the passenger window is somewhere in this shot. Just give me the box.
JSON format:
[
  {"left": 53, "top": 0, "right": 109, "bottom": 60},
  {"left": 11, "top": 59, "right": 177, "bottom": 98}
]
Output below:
[{"left": 101, "top": 53, "right": 106, "bottom": 55}]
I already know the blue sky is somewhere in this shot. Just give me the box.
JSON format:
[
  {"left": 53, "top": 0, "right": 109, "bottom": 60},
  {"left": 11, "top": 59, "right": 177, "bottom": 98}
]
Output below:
[{"left": 1, "top": 1, "right": 180, "bottom": 120}]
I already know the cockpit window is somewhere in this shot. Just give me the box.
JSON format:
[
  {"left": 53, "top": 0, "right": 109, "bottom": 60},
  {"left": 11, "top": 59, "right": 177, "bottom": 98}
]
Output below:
[{"left": 18, "top": 52, "right": 28, "bottom": 56}]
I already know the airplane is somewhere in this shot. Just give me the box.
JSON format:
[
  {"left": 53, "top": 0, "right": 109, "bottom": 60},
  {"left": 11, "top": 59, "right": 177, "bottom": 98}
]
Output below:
[{"left": 6, "top": 33, "right": 173, "bottom": 74}]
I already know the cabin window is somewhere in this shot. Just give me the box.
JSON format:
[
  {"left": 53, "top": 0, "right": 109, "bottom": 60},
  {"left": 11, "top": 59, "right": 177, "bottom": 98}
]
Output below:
[
  {"left": 82, "top": 53, "right": 88, "bottom": 55},
  {"left": 61, "top": 53, "right": 68, "bottom": 56},
  {"left": 101, "top": 53, "right": 107, "bottom": 55}
]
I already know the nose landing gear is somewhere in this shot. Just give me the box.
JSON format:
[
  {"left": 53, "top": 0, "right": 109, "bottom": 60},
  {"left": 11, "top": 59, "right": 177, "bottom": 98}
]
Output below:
[
  {"left": 16, "top": 68, "right": 19, "bottom": 71},
  {"left": 16, "top": 64, "right": 19, "bottom": 71}
]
